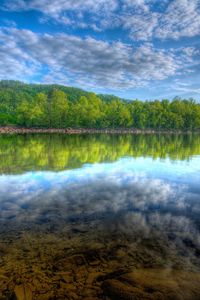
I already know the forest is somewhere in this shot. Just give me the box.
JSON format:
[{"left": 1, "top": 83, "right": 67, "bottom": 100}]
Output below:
[{"left": 0, "top": 80, "right": 200, "bottom": 130}]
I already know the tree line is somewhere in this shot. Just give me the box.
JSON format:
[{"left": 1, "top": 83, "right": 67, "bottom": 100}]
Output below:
[{"left": 0, "top": 80, "right": 200, "bottom": 130}]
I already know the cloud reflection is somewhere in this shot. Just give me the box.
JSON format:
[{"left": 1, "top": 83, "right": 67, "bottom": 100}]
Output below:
[
  {"left": 0, "top": 161, "right": 199, "bottom": 224},
  {"left": 0, "top": 159, "right": 200, "bottom": 268}
]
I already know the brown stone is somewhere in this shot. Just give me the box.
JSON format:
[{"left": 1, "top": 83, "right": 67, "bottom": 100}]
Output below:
[
  {"left": 102, "top": 269, "right": 200, "bottom": 300},
  {"left": 14, "top": 284, "right": 33, "bottom": 300}
]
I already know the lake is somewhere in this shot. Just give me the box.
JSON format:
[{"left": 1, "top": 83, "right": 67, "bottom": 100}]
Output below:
[{"left": 0, "top": 134, "right": 200, "bottom": 299}]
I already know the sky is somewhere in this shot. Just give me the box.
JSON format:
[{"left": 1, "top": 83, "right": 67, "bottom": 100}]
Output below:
[{"left": 0, "top": 0, "right": 200, "bottom": 100}]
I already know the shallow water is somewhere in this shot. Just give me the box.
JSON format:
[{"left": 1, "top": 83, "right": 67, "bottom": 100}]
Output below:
[{"left": 0, "top": 134, "right": 200, "bottom": 299}]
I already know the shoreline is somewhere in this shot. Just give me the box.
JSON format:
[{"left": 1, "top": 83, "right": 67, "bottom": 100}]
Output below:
[{"left": 0, "top": 126, "right": 199, "bottom": 134}]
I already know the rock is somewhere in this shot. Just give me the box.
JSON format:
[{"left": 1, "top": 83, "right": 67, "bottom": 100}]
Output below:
[
  {"left": 14, "top": 284, "right": 32, "bottom": 300},
  {"left": 102, "top": 269, "right": 200, "bottom": 300},
  {"left": 102, "top": 279, "right": 136, "bottom": 300},
  {"left": 98, "top": 268, "right": 131, "bottom": 282}
]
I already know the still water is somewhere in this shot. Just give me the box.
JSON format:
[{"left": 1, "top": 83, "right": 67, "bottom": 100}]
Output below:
[{"left": 0, "top": 134, "right": 200, "bottom": 299}]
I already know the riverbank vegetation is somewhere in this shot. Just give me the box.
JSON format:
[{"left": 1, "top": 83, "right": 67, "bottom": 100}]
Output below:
[{"left": 0, "top": 80, "right": 200, "bottom": 130}]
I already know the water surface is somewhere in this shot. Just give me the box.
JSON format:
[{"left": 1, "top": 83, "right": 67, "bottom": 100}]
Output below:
[{"left": 0, "top": 134, "right": 200, "bottom": 299}]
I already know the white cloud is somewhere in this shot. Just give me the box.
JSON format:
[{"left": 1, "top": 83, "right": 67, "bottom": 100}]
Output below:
[
  {"left": 174, "top": 86, "right": 200, "bottom": 95},
  {"left": 0, "top": 28, "right": 194, "bottom": 89},
  {"left": 120, "top": 0, "right": 200, "bottom": 41},
  {"left": 122, "top": 0, "right": 153, "bottom": 11},
  {"left": 3, "top": 0, "right": 118, "bottom": 19},
  {"left": 2, "top": 0, "right": 200, "bottom": 41},
  {"left": 0, "top": 29, "right": 40, "bottom": 80},
  {"left": 155, "top": 0, "right": 200, "bottom": 40},
  {"left": 121, "top": 12, "right": 158, "bottom": 41}
]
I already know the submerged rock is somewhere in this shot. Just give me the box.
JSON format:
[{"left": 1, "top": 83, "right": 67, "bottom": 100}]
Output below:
[
  {"left": 102, "top": 269, "right": 200, "bottom": 300},
  {"left": 14, "top": 284, "right": 32, "bottom": 300}
]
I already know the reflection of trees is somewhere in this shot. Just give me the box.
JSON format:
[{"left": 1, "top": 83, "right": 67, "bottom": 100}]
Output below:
[{"left": 0, "top": 134, "right": 200, "bottom": 174}]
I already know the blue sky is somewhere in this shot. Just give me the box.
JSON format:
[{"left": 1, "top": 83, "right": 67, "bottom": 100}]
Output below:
[{"left": 0, "top": 0, "right": 200, "bottom": 100}]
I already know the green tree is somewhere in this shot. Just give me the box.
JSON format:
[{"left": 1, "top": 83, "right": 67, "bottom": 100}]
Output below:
[
  {"left": 16, "top": 100, "right": 30, "bottom": 126},
  {"left": 48, "top": 90, "right": 68, "bottom": 128}
]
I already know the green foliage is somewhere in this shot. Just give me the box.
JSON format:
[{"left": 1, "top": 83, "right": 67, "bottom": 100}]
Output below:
[
  {"left": 47, "top": 90, "right": 68, "bottom": 128},
  {"left": 0, "top": 80, "right": 200, "bottom": 130}
]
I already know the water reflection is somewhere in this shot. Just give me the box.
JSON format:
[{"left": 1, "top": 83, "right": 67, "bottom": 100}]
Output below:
[
  {"left": 0, "top": 134, "right": 200, "bottom": 299},
  {"left": 1, "top": 134, "right": 200, "bottom": 174}
]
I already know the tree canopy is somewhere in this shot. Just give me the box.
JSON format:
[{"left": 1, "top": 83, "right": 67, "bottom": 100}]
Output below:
[{"left": 0, "top": 80, "right": 200, "bottom": 130}]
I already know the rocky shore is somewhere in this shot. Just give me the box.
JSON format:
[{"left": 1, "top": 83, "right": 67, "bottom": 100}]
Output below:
[{"left": 0, "top": 126, "right": 197, "bottom": 135}]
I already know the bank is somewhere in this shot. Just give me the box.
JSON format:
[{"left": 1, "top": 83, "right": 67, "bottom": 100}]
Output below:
[{"left": 0, "top": 126, "right": 199, "bottom": 134}]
